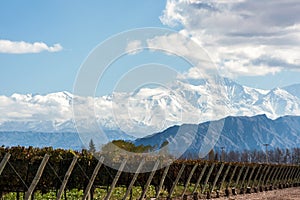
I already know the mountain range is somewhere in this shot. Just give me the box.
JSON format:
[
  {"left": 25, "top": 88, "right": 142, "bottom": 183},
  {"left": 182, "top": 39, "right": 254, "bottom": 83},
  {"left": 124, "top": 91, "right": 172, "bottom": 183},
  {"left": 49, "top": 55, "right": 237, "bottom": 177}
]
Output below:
[
  {"left": 0, "top": 78, "right": 300, "bottom": 152},
  {"left": 1, "top": 78, "right": 300, "bottom": 137},
  {"left": 1, "top": 115, "right": 299, "bottom": 154},
  {"left": 135, "top": 114, "right": 300, "bottom": 156}
]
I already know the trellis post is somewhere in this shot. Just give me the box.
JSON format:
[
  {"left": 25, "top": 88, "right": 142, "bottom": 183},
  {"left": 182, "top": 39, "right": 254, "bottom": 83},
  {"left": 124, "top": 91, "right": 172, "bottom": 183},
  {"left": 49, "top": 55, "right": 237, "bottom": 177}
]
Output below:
[
  {"left": 227, "top": 165, "right": 238, "bottom": 188},
  {"left": 272, "top": 166, "right": 283, "bottom": 187},
  {"left": 139, "top": 160, "right": 160, "bottom": 200},
  {"left": 104, "top": 159, "right": 127, "bottom": 200},
  {"left": 192, "top": 163, "right": 208, "bottom": 194},
  {"left": 265, "top": 166, "right": 276, "bottom": 187},
  {"left": 82, "top": 156, "right": 104, "bottom": 200},
  {"left": 257, "top": 165, "right": 270, "bottom": 188},
  {"left": 251, "top": 165, "right": 262, "bottom": 188},
  {"left": 284, "top": 167, "right": 293, "bottom": 185},
  {"left": 288, "top": 167, "right": 297, "bottom": 184},
  {"left": 57, "top": 156, "right": 78, "bottom": 200},
  {"left": 294, "top": 167, "right": 300, "bottom": 183},
  {"left": 0, "top": 153, "right": 10, "bottom": 176},
  {"left": 261, "top": 166, "right": 272, "bottom": 188},
  {"left": 123, "top": 159, "right": 145, "bottom": 200},
  {"left": 25, "top": 154, "right": 50, "bottom": 200},
  {"left": 279, "top": 166, "right": 289, "bottom": 186},
  {"left": 296, "top": 167, "right": 300, "bottom": 183},
  {"left": 234, "top": 165, "right": 245, "bottom": 188},
  {"left": 168, "top": 163, "right": 186, "bottom": 198},
  {"left": 240, "top": 166, "right": 250, "bottom": 189},
  {"left": 219, "top": 165, "right": 231, "bottom": 190},
  {"left": 201, "top": 163, "right": 215, "bottom": 194},
  {"left": 181, "top": 164, "right": 198, "bottom": 198},
  {"left": 246, "top": 166, "right": 256, "bottom": 188},
  {"left": 155, "top": 165, "right": 170, "bottom": 199},
  {"left": 210, "top": 163, "right": 224, "bottom": 193},
  {"left": 269, "top": 167, "right": 280, "bottom": 187}
]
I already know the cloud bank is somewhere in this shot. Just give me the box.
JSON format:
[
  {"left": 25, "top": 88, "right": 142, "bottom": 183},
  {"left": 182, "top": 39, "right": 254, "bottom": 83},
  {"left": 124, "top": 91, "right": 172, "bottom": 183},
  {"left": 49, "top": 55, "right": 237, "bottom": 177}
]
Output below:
[
  {"left": 0, "top": 39, "right": 63, "bottom": 54},
  {"left": 160, "top": 0, "right": 300, "bottom": 77}
]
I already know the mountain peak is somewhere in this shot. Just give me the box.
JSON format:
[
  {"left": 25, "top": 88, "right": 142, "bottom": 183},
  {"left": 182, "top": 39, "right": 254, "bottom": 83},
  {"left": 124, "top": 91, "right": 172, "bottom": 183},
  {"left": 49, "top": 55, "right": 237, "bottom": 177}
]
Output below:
[{"left": 1, "top": 78, "right": 300, "bottom": 135}]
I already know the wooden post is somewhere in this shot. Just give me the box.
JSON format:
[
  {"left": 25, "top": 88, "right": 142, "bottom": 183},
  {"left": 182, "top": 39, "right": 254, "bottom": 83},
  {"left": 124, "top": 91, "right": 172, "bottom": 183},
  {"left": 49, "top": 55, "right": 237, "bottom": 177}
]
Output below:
[
  {"left": 272, "top": 166, "right": 283, "bottom": 187},
  {"left": 261, "top": 166, "right": 271, "bottom": 188},
  {"left": 201, "top": 163, "right": 215, "bottom": 194},
  {"left": 288, "top": 167, "right": 297, "bottom": 184},
  {"left": 57, "top": 156, "right": 78, "bottom": 200},
  {"left": 181, "top": 164, "right": 198, "bottom": 198},
  {"left": 277, "top": 166, "right": 287, "bottom": 186},
  {"left": 227, "top": 165, "right": 238, "bottom": 188},
  {"left": 168, "top": 163, "right": 186, "bottom": 198},
  {"left": 291, "top": 168, "right": 298, "bottom": 184},
  {"left": 83, "top": 156, "right": 105, "bottom": 200},
  {"left": 0, "top": 153, "right": 10, "bottom": 176},
  {"left": 284, "top": 167, "right": 293, "bottom": 184},
  {"left": 123, "top": 159, "right": 145, "bottom": 200},
  {"left": 270, "top": 167, "right": 280, "bottom": 186},
  {"left": 240, "top": 166, "right": 250, "bottom": 189},
  {"left": 246, "top": 166, "right": 256, "bottom": 187},
  {"left": 284, "top": 167, "right": 293, "bottom": 187},
  {"left": 265, "top": 166, "right": 276, "bottom": 186},
  {"left": 296, "top": 167, "right": 300, "bottom": 182},
  {"left": 279, "top": 166, "right": 289, "bottom": 186},
  {"left": 139, "top": 160, "right": 160, "bottom": 200},
  {"left": 292, "top": 167, "right": 298, "bottom": 180},
  {"left": 155, "top": 165, "right": 170, "bottom": 199},
  {"left": 192, "top": 163, "right": 208, "bottom": 194},
  {"left": 25, "top": 154, "right": 50, "bottom": 200},
  {"left": 251, "top": 165, "right": 262, "bottom": 188},
  {"left": 294, "top": 167, "right": 300, "bottom": 183},
  {"left": 219, "top": 165, "right": 231, "bottom": 190},
  {"left": 234, "top": 165, "right": 245, "bottom": 188},
  {"left": 210, "top": 163, "right": 224, "bottom": 193},
  {"left": 104, "top": 159, "right": 127, "bottom": 200},
  {"left": 257, "top": 165, "right": 269, "bottom": 188}
]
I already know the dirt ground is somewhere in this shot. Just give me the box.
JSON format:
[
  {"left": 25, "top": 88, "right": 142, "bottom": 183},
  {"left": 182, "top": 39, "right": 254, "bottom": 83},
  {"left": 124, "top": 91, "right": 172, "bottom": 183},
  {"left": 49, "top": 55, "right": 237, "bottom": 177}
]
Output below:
[{"left": 217, "top": 187, "right": 300, "bottom": 200}]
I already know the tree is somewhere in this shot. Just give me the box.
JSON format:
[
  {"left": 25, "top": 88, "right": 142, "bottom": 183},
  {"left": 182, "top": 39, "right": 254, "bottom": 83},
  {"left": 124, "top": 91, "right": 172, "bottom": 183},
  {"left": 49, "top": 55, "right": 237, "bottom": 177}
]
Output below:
[
  {"left": 208, "top": 149, "right": 215, "bottom": 161},
  {"left": 241, "top": 150, "right": 250, "bottom": 162},
  {"left": 283, "top": 148, "right": 290, "bottom": 164},
  {"left": 89, "top": 139, "right": 96, "bottom": 153},
  {"left": 159, "top": 140, "right": 169, "bottom": 156},
  {"left": 275, "top": 148, "right": 283, "bottom": 163},
  {"left": 227, "top": 150, "right": 239, "bottom": 162}
]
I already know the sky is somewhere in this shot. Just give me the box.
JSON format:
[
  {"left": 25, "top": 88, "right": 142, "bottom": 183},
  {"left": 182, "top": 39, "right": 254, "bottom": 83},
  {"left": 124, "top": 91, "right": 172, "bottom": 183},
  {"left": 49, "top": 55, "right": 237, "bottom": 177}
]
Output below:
[{"left": 1, "top": 0, "right": 300, "bottom": 96}]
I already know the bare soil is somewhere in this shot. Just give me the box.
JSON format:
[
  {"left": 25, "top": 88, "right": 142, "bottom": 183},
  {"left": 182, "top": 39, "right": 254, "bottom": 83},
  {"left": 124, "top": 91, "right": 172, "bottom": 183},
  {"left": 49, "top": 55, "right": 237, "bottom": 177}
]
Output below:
[{"left": 217, "top": 187, "right": 300, "bottom": 200}]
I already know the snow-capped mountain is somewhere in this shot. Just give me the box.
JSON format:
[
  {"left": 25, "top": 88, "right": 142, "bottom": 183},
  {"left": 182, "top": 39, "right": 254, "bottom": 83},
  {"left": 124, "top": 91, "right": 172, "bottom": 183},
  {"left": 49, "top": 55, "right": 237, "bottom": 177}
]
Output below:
[{"left": 1, "top": 78, "right": 300, "bottom": 137}]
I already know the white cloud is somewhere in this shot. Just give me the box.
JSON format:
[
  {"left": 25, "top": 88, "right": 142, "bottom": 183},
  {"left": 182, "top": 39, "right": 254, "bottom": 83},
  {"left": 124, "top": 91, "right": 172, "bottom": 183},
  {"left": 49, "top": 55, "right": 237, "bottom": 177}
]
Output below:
[
  {"left": 125, "top": 40, "right": 142, "bottom": 55},
  {"left": 160, "top": 0, "right": 300, "bottom": 77},
  {"left": 146, "top": 33, "right": 217, "bottom": 79},
  {"left": 0, "top": 39, "right": 63, "bottom": 54}
]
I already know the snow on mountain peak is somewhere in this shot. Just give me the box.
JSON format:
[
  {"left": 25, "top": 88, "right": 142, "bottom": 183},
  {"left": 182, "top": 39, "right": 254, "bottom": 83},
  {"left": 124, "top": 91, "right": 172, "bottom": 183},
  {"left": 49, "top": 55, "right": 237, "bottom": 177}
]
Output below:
[{"left": 1, "top": 79, "right": 300, "bottom": 136}]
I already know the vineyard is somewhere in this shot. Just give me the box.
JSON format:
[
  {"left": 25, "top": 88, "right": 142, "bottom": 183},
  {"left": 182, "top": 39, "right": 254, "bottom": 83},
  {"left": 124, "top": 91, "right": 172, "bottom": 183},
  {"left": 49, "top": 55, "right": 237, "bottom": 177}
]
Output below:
[{"left": 1, "top": 146, "right": 300, "bottom": 200}]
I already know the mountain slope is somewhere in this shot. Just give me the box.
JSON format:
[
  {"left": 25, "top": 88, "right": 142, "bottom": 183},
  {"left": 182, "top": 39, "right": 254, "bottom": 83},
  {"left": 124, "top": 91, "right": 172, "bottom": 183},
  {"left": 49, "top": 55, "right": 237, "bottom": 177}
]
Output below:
[{"left": 135, "top": 115, "right": 300, "bottom": 156}]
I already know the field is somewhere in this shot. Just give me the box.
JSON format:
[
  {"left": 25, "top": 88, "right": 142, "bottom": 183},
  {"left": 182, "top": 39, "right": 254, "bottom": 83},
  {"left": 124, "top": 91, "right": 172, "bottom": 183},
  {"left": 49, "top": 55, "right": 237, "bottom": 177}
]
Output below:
[{"left": 1, "top": 147, "right": 300, "bottom": 200}]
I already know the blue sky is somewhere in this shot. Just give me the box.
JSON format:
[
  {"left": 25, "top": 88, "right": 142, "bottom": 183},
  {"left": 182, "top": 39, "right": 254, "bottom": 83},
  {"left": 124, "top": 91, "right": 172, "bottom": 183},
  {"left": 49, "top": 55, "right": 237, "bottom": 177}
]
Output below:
[
  {"left": 1, "top": 0, "right": 300, "bottom": 96},
  {"left": 0, "top": 1, "right": 168, "bottom": 95}
]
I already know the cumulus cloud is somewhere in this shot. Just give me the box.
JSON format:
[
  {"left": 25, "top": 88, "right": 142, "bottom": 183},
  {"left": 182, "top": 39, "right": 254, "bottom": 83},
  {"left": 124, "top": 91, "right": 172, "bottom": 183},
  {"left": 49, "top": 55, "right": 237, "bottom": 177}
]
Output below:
[
  {"left": 146, "top": 32, "right": 218, "bottom": 79},
  {"left": 160, "top": 0, "right": 300, "bottom": 77},
  {"left": 0, "top": 39, "right": 63, "bottom": 54},
  {"left": 125, "top": 40, "right": 142, "bottom": 55}
]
